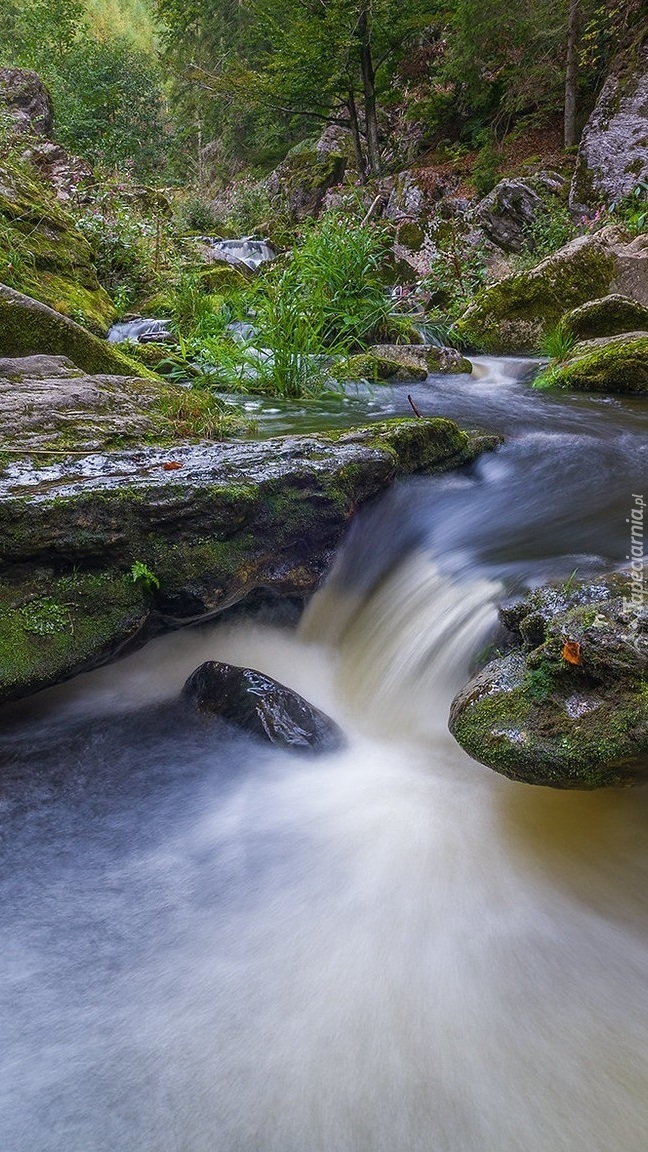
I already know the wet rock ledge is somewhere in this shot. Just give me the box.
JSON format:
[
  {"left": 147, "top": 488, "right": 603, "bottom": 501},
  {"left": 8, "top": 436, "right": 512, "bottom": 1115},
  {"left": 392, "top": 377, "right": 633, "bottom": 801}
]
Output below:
[{"left": 0, "top": 415, "right": 499, "bottom": 704}]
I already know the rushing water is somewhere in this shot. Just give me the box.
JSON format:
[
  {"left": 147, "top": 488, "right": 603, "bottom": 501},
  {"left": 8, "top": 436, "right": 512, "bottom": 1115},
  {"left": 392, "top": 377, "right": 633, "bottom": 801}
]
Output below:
[{"left": 1, "top": 358, "right": 648, "bottom": 1152}]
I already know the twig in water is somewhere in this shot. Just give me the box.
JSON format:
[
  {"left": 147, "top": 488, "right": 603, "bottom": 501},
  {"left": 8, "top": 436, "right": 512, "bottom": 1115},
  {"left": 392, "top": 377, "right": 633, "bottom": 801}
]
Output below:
[{"left": 407, "top": 394, "right": 422, "bottom": 418}]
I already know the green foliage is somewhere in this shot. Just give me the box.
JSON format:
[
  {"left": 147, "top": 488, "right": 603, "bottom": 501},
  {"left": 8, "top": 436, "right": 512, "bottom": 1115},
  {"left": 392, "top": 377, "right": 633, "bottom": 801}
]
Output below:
[
  {"left": 516, "top": 204, "right": 579, "bottom": 267},
  {"left": 539, "top": 325, "right": 577, "bottom": 360},
  {"left": 610, "top": 179, "right": 648, "bottom": 235},
  {"left": 129, "top": 560, "right": 160, "bottom": 592},
  {"left": 420, "top": 220, "right": 492, "bottom": 318},
  {"left": 51, "top": 37, "right": 171, "bottom": 180},
  {"left": 73, "top": 189, "right": 169, "bottom": 303},
  {"left": 471, "top": 135, "right": 500, "bottom": 197}
]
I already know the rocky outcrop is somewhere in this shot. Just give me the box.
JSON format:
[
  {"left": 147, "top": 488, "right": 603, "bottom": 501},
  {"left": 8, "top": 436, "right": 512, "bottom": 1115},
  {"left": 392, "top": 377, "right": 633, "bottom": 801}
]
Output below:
[
  {"left": 0, "top": 68, "right": 53, "bottom": 137},
  {"left": 0, "top": 286, "right": 153, "bottom": 376},
  {"left": 339, "top": 344, "right": 472, "bottom": 381},
  {"left": 449, "top": 577, "right": 648, "bottom": 788},
  {"left": 535, "top": 331, "right": 648, "bottom": 393},
  {"left": 559, "top": 294, "right": 648, "bottom": 340},
  {"left": 472, "top": 174, "right": 565, "bottom": 254},
  {"left": 454, "top": 225, "right": 648, "bottom": 352},
  {"left": 0, "top": 158, "right": 115, "bottom": 332},
  {"left": 19, "top": 141, "right": 93, "bottom": 203},
  {"left": 0, "top": 353, "right": 179, "bottom": 452},
  {"left": 183, "top": 661, "right": 343, "bottom": 751},
  {"left": 266, "top": 133, "right": 348, "bottom": 221},
  {"left": 571, "top": 36, "right": 648, "bottom": 212},
  {"left": 0, "top": 416, "right": 496, "bottom": 703}
]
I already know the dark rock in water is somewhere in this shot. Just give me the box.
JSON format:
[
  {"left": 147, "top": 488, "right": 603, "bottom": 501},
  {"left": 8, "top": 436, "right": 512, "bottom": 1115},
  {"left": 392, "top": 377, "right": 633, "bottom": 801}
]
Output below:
[
  {"left": 449, "top": 576, "right": 648, "bottom": 789},
  {"left": 183, "top": 660, "right": 344, "bottom": 752}
]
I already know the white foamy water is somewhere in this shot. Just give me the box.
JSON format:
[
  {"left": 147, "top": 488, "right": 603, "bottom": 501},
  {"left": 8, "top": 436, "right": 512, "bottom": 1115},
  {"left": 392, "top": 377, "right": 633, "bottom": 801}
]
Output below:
[{"left": 2, "top": 551, "right": 648, "bottom": 1152}]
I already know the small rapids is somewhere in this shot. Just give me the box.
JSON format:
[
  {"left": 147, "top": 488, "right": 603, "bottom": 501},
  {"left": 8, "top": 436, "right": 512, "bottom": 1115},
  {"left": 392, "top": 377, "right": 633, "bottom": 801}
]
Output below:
[{"left": 1, "top": 356, "right": 648, "bottom": 1151}]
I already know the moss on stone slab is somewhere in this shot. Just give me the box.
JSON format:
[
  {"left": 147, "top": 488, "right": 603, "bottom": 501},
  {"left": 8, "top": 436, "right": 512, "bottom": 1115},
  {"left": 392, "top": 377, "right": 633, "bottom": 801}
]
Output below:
[
  {"left": 0, "top": 284, "right": 159, "bottom": 377},
  {"left": 0, "top": 567, "right": 150, "bottom": 703},
  {"left": 534, "top": 331, "right": 648, "bottom": 393},
  {"left": 454, "top": 232, "right": 617, "bottom": 352}
]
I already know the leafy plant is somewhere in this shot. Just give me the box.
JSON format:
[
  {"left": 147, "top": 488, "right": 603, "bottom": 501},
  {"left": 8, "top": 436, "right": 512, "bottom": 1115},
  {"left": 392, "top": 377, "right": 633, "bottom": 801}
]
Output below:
[{"left": 129, "top": 561, "right": 160, "bottom": 593}]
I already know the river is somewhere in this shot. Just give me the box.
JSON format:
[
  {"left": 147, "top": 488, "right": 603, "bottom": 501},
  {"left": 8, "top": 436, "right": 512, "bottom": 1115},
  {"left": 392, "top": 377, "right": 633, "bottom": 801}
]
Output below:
[{"left": 1, "top": 358, "right": 647, "bottom": 1151}]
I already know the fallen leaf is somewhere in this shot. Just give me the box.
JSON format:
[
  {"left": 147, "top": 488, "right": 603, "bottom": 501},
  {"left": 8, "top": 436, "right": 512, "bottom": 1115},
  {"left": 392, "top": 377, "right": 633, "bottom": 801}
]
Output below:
[
  {"left": 163, "top": 461, "right": 183, "bottom": 471},
  {"left": 562, "top": 640, "right": 582, "bottom": 665}
]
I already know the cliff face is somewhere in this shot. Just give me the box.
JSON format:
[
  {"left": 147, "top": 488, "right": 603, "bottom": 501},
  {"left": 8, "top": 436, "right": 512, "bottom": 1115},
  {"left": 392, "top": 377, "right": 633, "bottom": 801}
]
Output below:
[{"left": 571, "top": 29, "right": 648, "bottom": 212}]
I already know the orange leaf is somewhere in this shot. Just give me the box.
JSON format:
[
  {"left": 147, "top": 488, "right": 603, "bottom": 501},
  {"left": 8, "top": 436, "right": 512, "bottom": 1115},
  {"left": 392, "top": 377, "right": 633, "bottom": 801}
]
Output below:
[
  {"left": 162, "top": 461, "right": 183, "bottom": 471},
  {"left": 562, "top": 640, "right": 582, "bottom": 665}
]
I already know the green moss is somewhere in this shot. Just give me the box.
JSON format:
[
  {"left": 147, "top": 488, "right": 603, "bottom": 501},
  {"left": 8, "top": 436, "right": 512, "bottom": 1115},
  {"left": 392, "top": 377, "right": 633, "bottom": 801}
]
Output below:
[
  {"left": 454, "top": 236, "right": 616, "bottom": 353},
  {"left": 558, "top": 295, "right": 648, "bottom": 341},
  {"left": 534, "top": 333, "right": 648, "bottom": 393},
  {"left": 0, "top": 158, "right": 116, "bottom": 333},
  {"left": 0, "top": 285, "right": 160, "bottom": 377},
  {"left": 0, "top": 568, "right": 148, "bottom": 703}
]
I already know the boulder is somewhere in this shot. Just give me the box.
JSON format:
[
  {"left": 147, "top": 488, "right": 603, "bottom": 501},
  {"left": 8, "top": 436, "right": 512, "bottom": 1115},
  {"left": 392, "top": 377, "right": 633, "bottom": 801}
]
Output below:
[
  {"left": 0, "top": 157, "right": 115, "bottom": 333},
  {"left": 0, "top": 416, "right": 495, "bottom": 702},
  {"left": 571, "top": 37, "right": 648, "bottom": 212},
  {"left": 454, "top": 225, "right": 648, "bottom": 352},
  {"left": 472, "top": 176, "right": 566, "bottom": 254},
  {"left": 449, "top": 578, "right": 648, "bottom": 788},
  {"left": 0, "top": 67, "right": 53, "bottom": 137},
  {"left": 355, "top": 344, "right": 472, "bottom": 380},
  {"left": 266, "top": 135, "right": 348, "bottom": 221},
  {"left": 534, "top": 331, "right": 648, "bottom": 393},
  {"left": 0, "top": 285, "right": 157, "bottom": 376},
  {"left": 0, "top": 353, "right": 179, "bottom": 452},
  {"left": 183, "top": 660, "right": 344, "bottom": 751},
  {"left": 559, "top": 294, "right": 648, "bottom": 340}
]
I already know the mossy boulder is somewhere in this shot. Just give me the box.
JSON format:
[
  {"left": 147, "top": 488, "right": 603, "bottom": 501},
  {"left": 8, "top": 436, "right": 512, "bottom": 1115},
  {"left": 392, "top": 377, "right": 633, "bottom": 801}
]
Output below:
[
  {"left": 559, "top": 294, "right": 648, "bottom": 340},
  {"left": 0, "top": 417, "right": 495, "bottom": 702},
  {"left": 337, "top": 344, "right": 472, "bottom": 381},
  {"left": 449, "top": 578, "right": 648, "bottom": 788},
  {"left": 535, "top": 332, "right": 648, "bottom": 393},
  {"left": 266, "top": 137, "right": 347, "bottom": 221},
  {"left": 0, "top": 157, "right": 115, "bottom": 332},
  {"left": 0, "top": 67, "right": 53, "bottom": 136},
  {"left": 454, "top": 229, "right": 621, "bottom": 352},
  {"left": 0, "top": 285, "right": 157, "bottom": 377}
]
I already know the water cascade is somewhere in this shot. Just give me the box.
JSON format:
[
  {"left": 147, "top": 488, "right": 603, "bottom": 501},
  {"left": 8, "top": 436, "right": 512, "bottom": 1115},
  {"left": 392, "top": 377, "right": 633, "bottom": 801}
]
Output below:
[{"left": 1, "top": 356, "right": 648, "bottom": 1151}]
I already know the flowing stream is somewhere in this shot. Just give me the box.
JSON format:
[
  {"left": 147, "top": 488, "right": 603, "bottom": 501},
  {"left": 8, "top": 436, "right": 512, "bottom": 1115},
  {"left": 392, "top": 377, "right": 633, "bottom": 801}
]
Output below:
[{"left": 1, "top": 358, "right": 648, "bottom": 1151}]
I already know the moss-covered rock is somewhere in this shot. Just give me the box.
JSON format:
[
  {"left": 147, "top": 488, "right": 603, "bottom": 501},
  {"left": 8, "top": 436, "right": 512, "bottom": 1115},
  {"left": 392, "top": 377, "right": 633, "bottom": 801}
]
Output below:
[
  {"left": 559, "top": 294, "right": 648, "bottom": 340},
  {"left": 449, "top": 578, "right": 648, "bottom": 788},
  {"left": 0, "top": 418, "right": 497, "bottom": 702},
  {"left": 0, "top": 156, "right": 115, "bottom": 332},
  {"left": 454, "top": 229, "right": 620, "bottom": 352},
  {"left": 336, "top": 344, "right": 472, "bottom": 381},
  {"left": 535, "top": 331, "right": 648, "bottom": 393},
  {"left": 0, "top": 567, "right": 151, "bottom": 702},
  {"left": 0, "top": 285, "right": 158, "bottom": 377},
  {"left": 265, "top": 138, "right": 347, "bottom": 221}
]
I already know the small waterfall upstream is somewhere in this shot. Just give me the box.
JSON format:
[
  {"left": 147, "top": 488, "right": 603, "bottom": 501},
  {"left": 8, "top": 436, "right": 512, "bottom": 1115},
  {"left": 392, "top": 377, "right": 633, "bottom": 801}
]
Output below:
[{"left": 1, "top": 356, "right": 648, "bottom": 1151}]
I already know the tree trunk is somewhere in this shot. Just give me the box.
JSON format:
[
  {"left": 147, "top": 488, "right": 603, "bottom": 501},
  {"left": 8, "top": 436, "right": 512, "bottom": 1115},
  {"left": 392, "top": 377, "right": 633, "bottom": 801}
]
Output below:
[
  {"left": 564, "top": 0, "right": 581, "bottom": 147},
  {"left": 347, "top": 86, "right": 366, "bottom": 180},
  {"left": 357, "top": 8, "right": 381, "bottom": 177}
]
